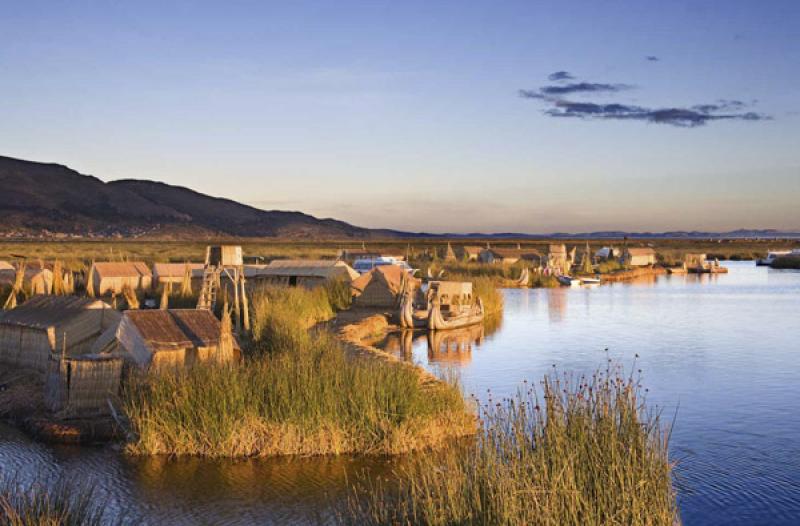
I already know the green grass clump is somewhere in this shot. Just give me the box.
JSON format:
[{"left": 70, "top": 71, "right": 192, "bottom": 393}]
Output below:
[
  {"left": 347, "top": 365, "right": 677, "bottom": 526},
  {"left": 530, "top": 273, "right": 560, "bottom": 288},
  {"left": 122, "top": 331, "right": 473, "bottom": 458},
  {"left": 0, "top": 478, "right": 107, "bottom": 526}
]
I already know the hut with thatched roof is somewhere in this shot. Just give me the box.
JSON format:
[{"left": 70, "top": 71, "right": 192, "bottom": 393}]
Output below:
[
  {"left": 89, "top": 262, "right": 152, "bottom": 296},
  {"left": 547, "top": 244, "right": 569, "bottom": 274},
  {"left": 351, "top": 265, "right": 420, "bottom": 308},
  {"left": 0, "top": 296, "right": 120, "bottom": 372},
  {"left": 152, "top": 263, "right": 205, "bottom": 285},
  {"left": 44, "top": 353, "right": 123, "bottom": 417},
  {"left": 94, "top": 309, "right": 238, "bottom": 370},
  {"left": 251, "top": 259, "right": 359, "bottom": 288},
  {"left": 455, "top": 246, "right": 483, "bottom": 262}
]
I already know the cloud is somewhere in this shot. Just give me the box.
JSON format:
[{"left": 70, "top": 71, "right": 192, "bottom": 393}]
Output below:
[
  {"left": 547, "top": 71, "right": 574, "bottom": 81},
  {"left": 519, "top": 75, "right": 770, "bottom": 127},
  {"left": 645, "top": 55, "right": 660, "bottom": 62},
  {"left": 539, "top": 82, "right": 632, "bottom": 95},
  {"left": 544, "top": 100, "right": 770, "bottom": 127}
]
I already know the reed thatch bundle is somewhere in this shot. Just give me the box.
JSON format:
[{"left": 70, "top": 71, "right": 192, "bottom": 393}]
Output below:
[
  {"left": 160, "top": 283, "right": 169, "bottom": 310},
  {"left": 52, "top": 260, "right": 65, "bottom": 295},
  {"left": 64, "top": 271, "right": 75, "bottom": 295},
  {"left": 86, "top": 262, "right": 96, "bottom": 298},
  {"left": 218, "top": 301, "right": 235, "bottom": 362},
  {"left": 3, "top": 261, "right": 26, "bottom": 310},
  {"left": 180, "top": 263, "right": 193, "bottom": 297},
  {"left": 122, "top": 284, "right": 139, "bottom": 310}
]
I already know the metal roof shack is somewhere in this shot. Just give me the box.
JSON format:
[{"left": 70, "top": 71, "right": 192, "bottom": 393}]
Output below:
[{"left": 252, "top": 259, "right": 359, "bottom": 287}]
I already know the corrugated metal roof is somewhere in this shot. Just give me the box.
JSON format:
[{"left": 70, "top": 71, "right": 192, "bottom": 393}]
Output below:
[
  {"left": 92, "top": 262, "right": 152, "bottom": 279},
  {"left": 257, "top": 259, "right": 358, "bottom": 280},
  {"left": 0, "top": 295, "right": 115, "bottom": 329},
  {"left": 124, "top": 309, "right": 231, "bottom": 351}
]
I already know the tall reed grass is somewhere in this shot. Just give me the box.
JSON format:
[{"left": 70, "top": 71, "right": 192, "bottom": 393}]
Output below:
[
  {"left": 0, "top": 478, "right": 107, "bottom": 526},
  {"left": 122, "top": 331, "right": 473, "bottom": 457},
  {"left": 346, "top": 364, "right": 677, "bottom": 525}
]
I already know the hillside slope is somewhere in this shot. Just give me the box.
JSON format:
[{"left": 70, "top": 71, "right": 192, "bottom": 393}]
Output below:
[{"left": 0, "top": 156, "right": 377, "bottom": 238}]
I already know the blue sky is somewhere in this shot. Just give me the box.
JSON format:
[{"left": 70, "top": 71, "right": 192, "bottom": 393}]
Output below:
[{"left": 1, "top": 1, "right": 798, "bottom": 233}]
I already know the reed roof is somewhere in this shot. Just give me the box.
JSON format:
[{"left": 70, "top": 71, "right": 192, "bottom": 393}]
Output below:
[
  {"left": 351, "top": 265, "right": 418, "bottom": 294},
  {"left": 258, "top": 259, "right": 359, "bottom": 280},
  {"left": 92, "top": 261, "right": 152, "bottom": 278},
  {"left": 0, "top": 295, "right": 116, "bottom": 330},
  {"left": 123, "top": 309, "right": 237, "bottom": 351},
  {"left": 626, "top": 247, "right": 656, "bottom": 256},
  {"left": 152, "top": 262, "right": 205, "bottom": 279}
]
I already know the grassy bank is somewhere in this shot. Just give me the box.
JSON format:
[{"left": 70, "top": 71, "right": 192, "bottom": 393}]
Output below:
[
  {"left": 346, "top": 365, "right": 677, "bottom": 525},
  {"left": 0, "top": 478, "right": 106, "bottom": 526},
  {"left": 123, "top": 286, "right": 474, "bottom": 458},
  {"left": 771, "top": 256, "right": 800, "bottom": 269}
]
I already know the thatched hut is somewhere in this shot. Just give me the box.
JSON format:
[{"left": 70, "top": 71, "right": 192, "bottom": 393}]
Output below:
[
  {"left": 455, "top": 246, "right": 483, "bottom": 261},
  {"left": 152, "top": 263, "right": 205, "bottom": 285},
  {"left": 44, "top": 353, "right": 123, "bottom": 417},
  {"left": 0, "top": 262, "right": 54, "bottom": 295},
  {"left": 95, "top": 309, "right": 238, "bottom": 370},
  {"left": 90, "top": 262, "right": 152, "bottom": 296},
  {"left": 351, "top": 265, "right": 420, "bottom": 308},
  {"left": 547, "top": 244, "right": 569, "bottom": 273},
  {"left": 623, "top": 247, "right": 657, "bottom": 267},
  {"left": 0, "top": 296, "right": 120, "bottom": 372},
  {"left": 252, "top": 259, "right": 359, "bottom": 288}
]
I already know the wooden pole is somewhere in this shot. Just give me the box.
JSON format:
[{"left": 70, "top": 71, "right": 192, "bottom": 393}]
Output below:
[
  {"left": 240, "top": 267, "right": 250, "bottom": 331},
  {"left": 233, "top": 267, "right": 241, "bottom": 333}
]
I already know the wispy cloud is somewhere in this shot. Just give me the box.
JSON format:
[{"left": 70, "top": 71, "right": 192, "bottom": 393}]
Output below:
[
  {"left": 547, "top": 71, "right": 574, "bottom": 81},
  {"left": 645, "top": 55, "right": 660, "bottom": 62},
  {"left": 519, "top": 73, "right": 770, "bottom": 127}
]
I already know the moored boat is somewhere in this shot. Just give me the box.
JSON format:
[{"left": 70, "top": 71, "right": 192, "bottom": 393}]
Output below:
[
  {"left": 428, "top": 296, "right": 484, "bottom": 330},
  {"left": 557, "top": 275, "right": 581, "bottom": 287}
]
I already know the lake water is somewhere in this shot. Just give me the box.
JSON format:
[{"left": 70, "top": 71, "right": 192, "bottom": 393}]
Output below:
[{"left": 1, "top": 262, "right": 799, "bottom": 524}]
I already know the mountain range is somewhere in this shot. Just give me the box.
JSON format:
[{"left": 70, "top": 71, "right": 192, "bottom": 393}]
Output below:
[{"left": 1, "top": 155, "right": 797, "bottom": 240}]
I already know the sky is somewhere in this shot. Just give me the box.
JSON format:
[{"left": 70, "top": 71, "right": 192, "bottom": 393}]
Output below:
[{"left": 1, "top": 0, "right": 798, "bottom": 233}]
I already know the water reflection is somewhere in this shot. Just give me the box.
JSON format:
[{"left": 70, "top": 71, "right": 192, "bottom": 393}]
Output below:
[{"left": 427, "top": 325, "right": 484, "bottom": 364}]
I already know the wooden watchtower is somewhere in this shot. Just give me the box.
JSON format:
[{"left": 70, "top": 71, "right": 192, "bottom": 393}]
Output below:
[{"left": 197, "top": 245, "right": 250, "bottom": 332}]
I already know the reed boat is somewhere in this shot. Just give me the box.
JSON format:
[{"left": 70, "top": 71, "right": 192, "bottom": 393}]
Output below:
[
  {"left": 579, "top": 277, "right": 601, "bottom": 285},
  {"left": 428, "top": 297, "right": 485, "bottom": 331},
  {"left": 756, "top": 250, "right": 792, "bottom": 266},
  {"left": 399, "top": 288, "right": 430, "bottom": 329}
]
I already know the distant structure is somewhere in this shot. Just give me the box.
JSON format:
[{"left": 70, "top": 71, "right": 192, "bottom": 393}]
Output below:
[
  {"left": 253, "top": 259, "right": 359, "bottom": 288},
  {"left": 455, "top": 246, "right": 483, "bottom": 262},
  {"left": 89, "top": 262, "right": 152, "bottom": 296},
  {"left": 547, "top": 244, "right": 569, "bottom": 274},
  {"left": 623, "top": 247, "right": 657, "bottom": 267},
  {"left": 0, "top": 261, "right": 54, "bottom": 295},
  {"left": 152, "top": 262, "right": 205, "bottom": 286}
]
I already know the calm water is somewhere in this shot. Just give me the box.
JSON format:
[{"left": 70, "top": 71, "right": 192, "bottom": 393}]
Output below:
[{"left": 1, "top": 262, "right": 799, "bottom": 524}]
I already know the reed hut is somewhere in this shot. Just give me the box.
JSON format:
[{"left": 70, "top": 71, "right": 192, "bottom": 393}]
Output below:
[
  {"left": 547, "top": 244, "right": 569, "bottom": 274},
  {"left": 152, "top": 263, "right": 205, "bottom": 285},
  {"left": 0, "top": 262, "right": 53, "bottom": 295},
  {"left": 90, "top": 262, "right": 152, "bottom": 296},
  {"left": 252, "top": 259, "right": 359, "bottom": 288},
  {"left": 623, "top": 247, "right": 657, "bottom": 267},
  {"left": 96, "top": 309, "right": 238, "bottom": 370},
  {"left": 684, "top": 253, "right": 708, "bottom": 270},
  {"left": 44, "top": 353, "right": 123, "bottom": 417},
  {"left": 351, "top": 265, "right": 420, "bottom": 308},
  {"left": 0, "top": 296, "right": 120, "bottom": 372},
  {"left": 479, "top": 248, "right": 523, "bottom": 265}
]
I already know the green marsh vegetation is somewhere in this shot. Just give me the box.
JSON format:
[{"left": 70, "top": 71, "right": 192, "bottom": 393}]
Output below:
[
  {"left": 770, "top": 256, "right": 800, "bottom": 269},
  {"left": 346, "top": 364, "right": 678, "bottom": 526}
]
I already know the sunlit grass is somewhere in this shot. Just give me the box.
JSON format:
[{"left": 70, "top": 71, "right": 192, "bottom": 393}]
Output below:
[{"left": 346, "top": 364, "right": 677, "bottom": 526}]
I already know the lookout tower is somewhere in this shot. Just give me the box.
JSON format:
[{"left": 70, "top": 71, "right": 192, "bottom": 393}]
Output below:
[{"left": 198, "top": 245, "right": 250, "bottom": 331}]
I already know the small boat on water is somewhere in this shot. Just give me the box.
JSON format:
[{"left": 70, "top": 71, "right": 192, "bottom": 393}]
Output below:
[
  {"left": 399, "top": 281, "right": 485, "bottom": 330},
  {"left": 756, "top": 250, "right": 792, "bottom": 266},
  {"left": 557, "top": 275, "right": 581, "bottom": 287},
  {"left": 428, "top": 296, "right": 484, "bottom": 330},
  {"left": 579, "top": 277, "right": 601, "bottom": 285}
]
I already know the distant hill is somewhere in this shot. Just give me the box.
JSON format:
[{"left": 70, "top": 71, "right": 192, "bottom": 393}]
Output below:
[
  {"left": 1, "top": 155, "right": 797, "bottom": 240},
  {"left": 0, "top": 155, "right": 397, "bottom": 239}
]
